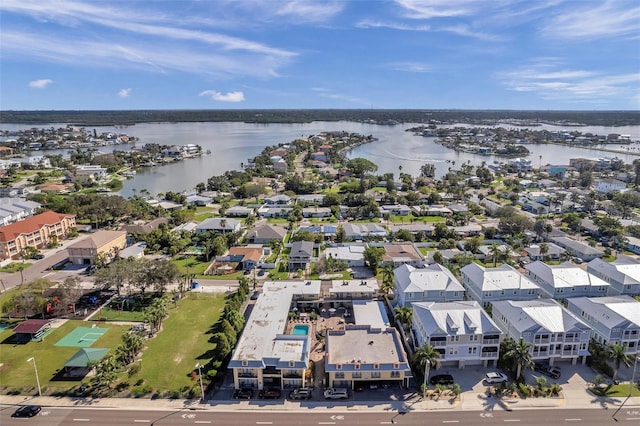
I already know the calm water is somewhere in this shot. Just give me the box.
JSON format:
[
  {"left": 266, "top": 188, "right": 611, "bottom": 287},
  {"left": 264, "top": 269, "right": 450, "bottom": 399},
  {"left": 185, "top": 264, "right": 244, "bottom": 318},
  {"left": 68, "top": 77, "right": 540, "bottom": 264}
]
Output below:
[{"left": 3, "top": 121, "right": 640, "bottom": 198}]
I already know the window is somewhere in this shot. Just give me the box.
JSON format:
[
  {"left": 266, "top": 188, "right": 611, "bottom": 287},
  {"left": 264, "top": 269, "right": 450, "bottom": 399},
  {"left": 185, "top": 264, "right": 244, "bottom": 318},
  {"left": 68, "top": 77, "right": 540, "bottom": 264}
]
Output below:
[
  {"left": 393, "top": 363, "right": 399, "bottom": 369},
  {"left": 391, "top": 371, "right": 400, "bottom": 378},
  {"left": 373, "top": 363, "right": 379, "bottom": 369},
  {"left": 468, "top": 347, "right": 477, "bottom": 355},
  {"left": 336, "top": 372, "right": 344, "bottom": 379},
  {"left": 372, "top": 371, "right": 381, "bottom": 378},
  {"left": 337, "top": 364, "right": 342, "bottom": 370},
  {"left": 469, "top": 335, "right": 479, "bottom": 342},
  {"left": 242, "top": 361, "right": 248, "bottom": 367},
  {"left": 355, "top": 364, "right": 360, "bottom": 370},
  {"left": 450, "top": 335, "right": 459, "bottom": 342},
  {"left": 449, "top": 347, "right": 458, "bottom": 355},
  {"left": 289, "top": 361, "right": 295, "bottom": 367}
]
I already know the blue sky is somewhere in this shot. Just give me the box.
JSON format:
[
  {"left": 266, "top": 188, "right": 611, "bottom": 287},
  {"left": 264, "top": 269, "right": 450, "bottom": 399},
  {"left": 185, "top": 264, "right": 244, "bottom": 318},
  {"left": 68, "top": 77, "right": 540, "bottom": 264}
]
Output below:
[{"left": 1, "top": 0, "right": 639, "bottom": 110}]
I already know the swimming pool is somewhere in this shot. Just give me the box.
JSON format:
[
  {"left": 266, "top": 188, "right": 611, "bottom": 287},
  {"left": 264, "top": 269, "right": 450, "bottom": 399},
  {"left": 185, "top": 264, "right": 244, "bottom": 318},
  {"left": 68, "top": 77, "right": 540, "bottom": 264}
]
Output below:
[{"left": 292, "top": 324, "right": 309, "bottom": 335}]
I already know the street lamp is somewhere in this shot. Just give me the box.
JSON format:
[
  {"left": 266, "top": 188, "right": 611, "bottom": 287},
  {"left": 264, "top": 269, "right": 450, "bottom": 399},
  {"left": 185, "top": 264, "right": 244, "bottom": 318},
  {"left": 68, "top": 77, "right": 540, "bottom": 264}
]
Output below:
[
  {"left": 26, "top": 357, "right": 41, "bottom": 396},
  {"left": 195, "top": 363, "right": 205, "bottom": 402}
]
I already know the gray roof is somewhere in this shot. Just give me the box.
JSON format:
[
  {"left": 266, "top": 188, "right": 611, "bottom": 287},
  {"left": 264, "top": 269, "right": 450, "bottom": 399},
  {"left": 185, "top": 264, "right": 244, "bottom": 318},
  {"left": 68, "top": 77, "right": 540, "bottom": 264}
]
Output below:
[
  {"left": 587, "top": 257, "right": 640, "bottom": 285},
  {"left": 394, "top": 263, "right": 464, "bottom": 294},
  {"left": 290, "top": 240, "right": 314, "bottom": 257},
  {"left": 326, "top": 326, "right": 409, "bottom": 367},
  {"left": 492, "top": 299, "right": 590, "bottom": 334},
  {"left": 461, "top": 263, "right": 539, "bottom": 292},
  {"left": 524, "top": 243, "right": 564, "bottom": 257},
  {"left": 412, "top": 300, "right": 502, "bottom": 336},
  {"left": 567, "top": 296, "right": 640, "bottom": 329},
  {"left": 525, "top": 261, "right": 609, "bottom": 290},
  {"left": 195, "top": 217, "right": 241, "bottom": 231},
  {"left": 247, "top": 224, "right": 287, "bottom": 241},
  {"left": 551, "top": 236, "right": 603, "bottom": 256}
]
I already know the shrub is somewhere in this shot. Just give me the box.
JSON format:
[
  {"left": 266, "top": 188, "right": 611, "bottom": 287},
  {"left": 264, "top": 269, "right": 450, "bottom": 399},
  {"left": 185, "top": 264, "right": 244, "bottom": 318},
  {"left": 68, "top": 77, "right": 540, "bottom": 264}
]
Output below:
[{"left": 518, "top": 382, "right": 531, "bottom": 397}]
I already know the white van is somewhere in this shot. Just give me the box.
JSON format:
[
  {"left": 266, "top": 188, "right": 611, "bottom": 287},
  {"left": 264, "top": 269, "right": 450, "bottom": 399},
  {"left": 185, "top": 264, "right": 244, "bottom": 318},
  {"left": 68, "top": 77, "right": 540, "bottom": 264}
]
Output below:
[{"left": 323, "top": 388, "right": 348, "bottom": 399}]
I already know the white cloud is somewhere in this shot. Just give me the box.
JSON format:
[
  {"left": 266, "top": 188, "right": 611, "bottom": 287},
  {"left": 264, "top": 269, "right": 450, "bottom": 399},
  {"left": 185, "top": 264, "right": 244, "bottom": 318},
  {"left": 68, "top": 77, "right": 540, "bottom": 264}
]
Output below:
[
  {"left": 356, "top": 19, "right": 431, "bottom": 31},
  {"left": 199, "top": 90, "right": 245, "bottom": 102},
  {"left": 387, "top": 62, "right": 433, "bottom": 72},
  {"left": 118, "top": 88, "right": 132, "bottom": 98},
  {"left": 28, "top": 79, "right": 53, "bottom": 88},
  {"left": 394, "top": 0, "right": 479, "bottom": 19},
  {"left": 275, "top": 0, "right": 344, "bottom": 22},
  {"left": 540, "top": 1, "right": 640, "bottom": 40},
  {"left": 497, "top": 61, "right": 640, "bottom": 104}
]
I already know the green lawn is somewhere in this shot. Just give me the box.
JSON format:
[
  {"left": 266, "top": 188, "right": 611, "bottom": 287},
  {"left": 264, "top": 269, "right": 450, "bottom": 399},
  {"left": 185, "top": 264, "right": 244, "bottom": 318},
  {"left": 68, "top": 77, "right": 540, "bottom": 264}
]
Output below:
[
  {"left": 136, "top": 293, "right": 225, "bottom": 392},
  {"left": 590, "top": 383, "right": 640, "bottom": 397},
  {"left": 0, "top": 320, "right": 127, "bottom": 393},
  {"left": 93, "top": 307, "right": 146, "bottom": 322},
  {"left": 172, "top": 256, "right": 210, "bottom": 276},
  {"left": 0, "top": 262, "right": 32, "bottom": 273},
  {"left": 418, "top": 247, "right": 435, "bottom": 255}
]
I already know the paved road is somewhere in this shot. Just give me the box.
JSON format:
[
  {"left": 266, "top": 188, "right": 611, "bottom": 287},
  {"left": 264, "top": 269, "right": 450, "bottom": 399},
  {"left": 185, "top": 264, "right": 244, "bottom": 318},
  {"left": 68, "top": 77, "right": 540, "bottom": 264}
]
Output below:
[{"left": 1, "top": 407, "right": 638, "bottom": 426}]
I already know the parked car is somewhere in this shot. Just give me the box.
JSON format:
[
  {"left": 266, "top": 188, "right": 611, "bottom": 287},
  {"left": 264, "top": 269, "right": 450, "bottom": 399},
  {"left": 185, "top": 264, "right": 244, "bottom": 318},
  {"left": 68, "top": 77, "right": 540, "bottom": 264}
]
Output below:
[
  {"left": 534, "top": 363, "right": 561, "bottom": 379},
  {"left": 483, "top": 372, "right": 508, "bottom": 384},
  {"left": 258, "top": 388, "right": 281, "bottom": 399},
  {"left": 289, "top": 387, "right": 312, "bottom": 400},
  {"left": 250, "top": 291, "right": 260, "bottom": 300},
  {"left": 233, "top": 387, "right": 253, "bottom": 399},
  {"left": 34, "top": 254, "right": 45, "bottom": 260},
  {"left": 12, "top": 405, "right": 41, "bottom": 418},
  {"left": 429, "top": 374, "right": 455, "bottom": 385},
  {"left": 324, "top": 387, "right": 349, "bottom": 399}
]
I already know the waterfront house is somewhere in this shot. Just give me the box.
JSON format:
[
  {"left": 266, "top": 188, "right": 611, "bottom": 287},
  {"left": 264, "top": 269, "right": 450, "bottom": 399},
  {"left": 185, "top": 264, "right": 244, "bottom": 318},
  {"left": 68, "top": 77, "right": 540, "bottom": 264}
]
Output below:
[
  {"left": 74, "top": 165, "right": 108, "bottom": 180},
  {"left": 524, "top": 261, "right": 609, "bottom": 299},
  {"left": 411, "top": 301, "right": 503, "bottom": 368},
  {"left": 594, "top": 178, "right": 627, "bottom": 194},
  {"left": 587, "top": 257, "right": 640, "bottom": 296},
  {"left": 567, "top": 296, "right": 640, "bottom": 354},
  {"left": 461, "top": 263, "right": 539, "bottom": 308},
  {"left": 491, "top": 299, "right": 591, "bottom": 365},
  {"left": 394, "top": 263, "right": 465, "bottom": 307}
]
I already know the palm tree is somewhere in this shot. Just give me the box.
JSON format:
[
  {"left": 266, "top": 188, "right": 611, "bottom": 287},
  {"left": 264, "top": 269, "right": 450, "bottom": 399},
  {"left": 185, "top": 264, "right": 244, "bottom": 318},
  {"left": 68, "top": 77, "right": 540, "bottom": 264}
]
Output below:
[
  {"left": 504, "top": 338, "right": 534, "bottom": 381},
  {"left": 539, "top": 242, "right": 549, "bottom": 262},
  {"left": 609, "top": 343, "right": 633, "bottom": 380},
  {"left": 413, "top": 343, "right": 441, "bottom": 397},
  {"left": 394, "top": 306, "right": 413, "bottom": 333},
  {"left": 489, "top": 243, "right": 502, "bottom": 267},
  {"left": 381, "top": 264, "right": 395, "bottom": 295}
]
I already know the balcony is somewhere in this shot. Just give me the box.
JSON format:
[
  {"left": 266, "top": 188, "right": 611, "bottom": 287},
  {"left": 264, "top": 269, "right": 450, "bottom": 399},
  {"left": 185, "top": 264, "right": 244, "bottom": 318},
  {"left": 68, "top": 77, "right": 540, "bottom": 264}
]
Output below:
[
  {"left": 430, "top": 340, "right": 447, "bottom": 347},
  {"left": 482, "top": 339, "right": 500, "bottom": 345},
  {"left": 237, "top": 372, "right": 256, "bottom": 378},
  {"left": 481, "top": 351, "right": 498, "bottom": 358},
  {"left": 262, "top": 368, "right": 281, "bottom": 376},
  {"left": 283, "top": 372, "right": 302, "bottom": 379}
]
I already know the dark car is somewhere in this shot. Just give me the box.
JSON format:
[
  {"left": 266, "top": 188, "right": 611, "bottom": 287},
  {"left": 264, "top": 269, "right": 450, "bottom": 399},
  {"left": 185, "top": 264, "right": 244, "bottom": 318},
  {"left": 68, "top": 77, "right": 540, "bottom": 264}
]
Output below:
[
  {"left": 34, "top": 254, "right": 45, "bottom": 260},
  {"left": 250, "top": 291, "right": 260, "bottom": 300},
  {"left": 429, "top": 374, "right": 455, "bottom": 385},
  {"left": 288, "top": 387, "right": 312, "bottom": 400},
  {"left": 233, "top": 387, "right": 253, "bottom": 399},
  {"left": 534, "top": 363, "right": 561, "bottom": 379},
  {"left": 258, "top": 388, "right": 281, "bottom": 399},
  {"left": 12, "top": 405, "right": 41, "bottom": 418}
]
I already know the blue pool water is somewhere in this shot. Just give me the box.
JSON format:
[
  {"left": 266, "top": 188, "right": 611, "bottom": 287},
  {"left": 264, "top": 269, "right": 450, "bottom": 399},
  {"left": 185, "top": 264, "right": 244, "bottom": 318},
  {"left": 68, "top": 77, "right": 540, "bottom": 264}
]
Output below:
[{"left": 292, "top": 324, "right": 309, "bottom": 335}]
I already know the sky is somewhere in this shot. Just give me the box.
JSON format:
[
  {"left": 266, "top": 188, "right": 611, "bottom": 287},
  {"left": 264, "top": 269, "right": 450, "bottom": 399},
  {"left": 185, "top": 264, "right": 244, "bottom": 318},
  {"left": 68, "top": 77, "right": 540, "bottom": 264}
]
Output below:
[{"left": 1, "top": 0, "right": 639, "bottom": 111}]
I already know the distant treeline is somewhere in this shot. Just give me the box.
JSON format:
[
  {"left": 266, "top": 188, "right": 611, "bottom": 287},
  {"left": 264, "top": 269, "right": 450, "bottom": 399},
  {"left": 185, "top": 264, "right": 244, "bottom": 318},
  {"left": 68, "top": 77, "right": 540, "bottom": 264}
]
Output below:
[{"left": 1, "top": 109, "right": 639, "bottom": 127}]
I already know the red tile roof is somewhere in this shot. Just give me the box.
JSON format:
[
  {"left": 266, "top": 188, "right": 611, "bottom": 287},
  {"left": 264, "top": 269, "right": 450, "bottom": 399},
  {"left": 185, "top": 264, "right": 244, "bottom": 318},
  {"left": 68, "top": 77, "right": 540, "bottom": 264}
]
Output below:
[{"left": 0, "top": 211, "right": 75, "bottom": 242}]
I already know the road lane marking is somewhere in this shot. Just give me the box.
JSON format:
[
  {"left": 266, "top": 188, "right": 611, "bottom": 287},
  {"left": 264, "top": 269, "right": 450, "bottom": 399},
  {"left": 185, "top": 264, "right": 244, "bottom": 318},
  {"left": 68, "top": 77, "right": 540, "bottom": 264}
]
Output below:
[
  {"left": 256, "top": 423, "right": 273, "bottom": 425},
  {"left": 626, "top": 418, "right": 640, "bottom": 421},
  {"left": 504, "top": 420, "right": 521, "bottom": 422},
  {"left": 195, "top": 422, "right": 212, "bottom": 424},
  {"left": 318, "top": 423, "right": 336, "bottom": 425},
  {"left": 443, "top": 422, "right": 460, "bottom": 424},
  {"left": 565, "top": 420, "right": 581, "bottom": 422},
  {"left": 134, "top": 421, "right": 150, "bottom": 423},
  {"left": 73, "top": 419, "right": 90, "bottom": 422}
]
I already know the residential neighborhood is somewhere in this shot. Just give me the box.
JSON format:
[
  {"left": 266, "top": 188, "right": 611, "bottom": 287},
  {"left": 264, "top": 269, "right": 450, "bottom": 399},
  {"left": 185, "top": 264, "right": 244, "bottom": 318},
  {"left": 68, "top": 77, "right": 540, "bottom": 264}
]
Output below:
[{"left": 1, "top": 127, "right": 640, "bottom": 414}]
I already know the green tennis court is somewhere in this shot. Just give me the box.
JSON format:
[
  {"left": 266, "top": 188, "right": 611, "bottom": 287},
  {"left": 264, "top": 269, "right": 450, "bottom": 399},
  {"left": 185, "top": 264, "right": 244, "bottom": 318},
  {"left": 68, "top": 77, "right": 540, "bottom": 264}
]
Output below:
[{"left": 54, "top": 326, "right": 108, "bottom": 348}]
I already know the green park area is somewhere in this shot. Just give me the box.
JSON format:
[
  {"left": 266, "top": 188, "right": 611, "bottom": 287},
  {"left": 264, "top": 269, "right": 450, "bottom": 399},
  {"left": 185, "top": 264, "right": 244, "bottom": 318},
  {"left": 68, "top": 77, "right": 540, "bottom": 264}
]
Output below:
[
  {"left": 132, "top": 293, "right": 225, "bottom": 393},
  {"left": 0, "top": 320, "right": 127, "bottom": 394},
  {"left": 0, "top": 292, "right": 225, "bottom": 397}
]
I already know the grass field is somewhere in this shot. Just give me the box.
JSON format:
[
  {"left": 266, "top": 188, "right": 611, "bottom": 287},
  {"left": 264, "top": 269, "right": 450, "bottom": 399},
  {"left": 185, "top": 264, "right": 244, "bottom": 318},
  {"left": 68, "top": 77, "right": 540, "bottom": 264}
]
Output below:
[
  {"left": 590, "top": 383, "right": 640, "bottom": 397},
  {"left": 0, "top": 320, "right": 127, "bottom": 393},
  {"left": 136, "top": 293, "right": 225, "bottom": 392},
  {"left": 172, "top": 256, "right": 210, "bottom": 276}
]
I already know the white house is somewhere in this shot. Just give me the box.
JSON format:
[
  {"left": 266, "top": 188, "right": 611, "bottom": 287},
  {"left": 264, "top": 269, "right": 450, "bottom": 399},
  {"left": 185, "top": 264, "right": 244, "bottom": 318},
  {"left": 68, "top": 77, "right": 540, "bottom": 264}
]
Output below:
[
  {"left": 525, "top": 261, "right": 609, "bottom": 299},
  {"left": 567, "top": 296, "right": 640, "bottom": 354},
  {"left": 325, "top": 245, "right": 366, "bottom": 268},
  {"left": 587, "top": 257, "right": 640, "bottom": 296},
  {"left": 492, "top": 299, "right": 591, "bottom": 365},
  {"left": 460, "top": 263, "right": 540, "bottom": 307},
  {"left": 594, "top": 178, "right": 627, "bottom": 194},
  {"left": 393, "top": 263, "right": 465, "bottom": 307},
  {"left": 411, "top": 301, "right": 503, "bottom": 368},
  {"left": 195, "top": 217, "right": 241, "bottom": 234}
]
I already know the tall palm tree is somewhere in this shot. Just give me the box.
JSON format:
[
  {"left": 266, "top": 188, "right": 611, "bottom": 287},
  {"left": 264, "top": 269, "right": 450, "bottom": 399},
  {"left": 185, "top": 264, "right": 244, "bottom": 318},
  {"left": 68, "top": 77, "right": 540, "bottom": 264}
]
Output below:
[
  {"left": 489, "top": 243, "right": 502, "bottom": 267},
  {"left": 504, "top": 338, "right": 534, "bottom": 381},
  {"left": 394, "top": 306, "right": 413, "bottom": 333},
  {"left": 413, "top": 343, "right": 441, "bottom": 397},
  {"left": 539, "top": 242, "right": 549, "bottom": 262},
  {"left": 609, "top": 343, "right": 633, "bottom": 380},
  {"left": 381, "top": 264, "right": 395, "bottom": 295}
]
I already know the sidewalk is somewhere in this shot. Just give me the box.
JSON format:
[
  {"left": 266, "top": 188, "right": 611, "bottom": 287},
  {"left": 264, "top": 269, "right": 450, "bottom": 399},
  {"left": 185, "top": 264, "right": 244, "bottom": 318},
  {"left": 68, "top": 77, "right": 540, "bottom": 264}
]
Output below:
[{"left": 2, "top": 387, "right": 640, "bottom": 413}]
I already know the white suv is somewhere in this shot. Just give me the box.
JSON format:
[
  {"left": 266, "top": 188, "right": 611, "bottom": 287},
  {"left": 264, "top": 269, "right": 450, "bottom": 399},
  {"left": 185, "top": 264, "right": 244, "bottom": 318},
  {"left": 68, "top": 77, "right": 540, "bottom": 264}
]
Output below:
[
  {"left": 324, "top": 388, "right": 348, "bottom": 399},
  {"left": 483, "top": 372, "right": 508, "bottom": 384}
]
